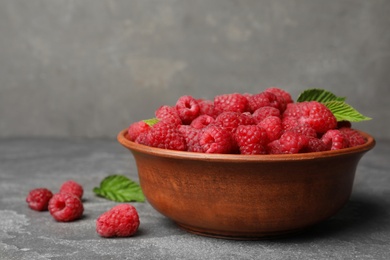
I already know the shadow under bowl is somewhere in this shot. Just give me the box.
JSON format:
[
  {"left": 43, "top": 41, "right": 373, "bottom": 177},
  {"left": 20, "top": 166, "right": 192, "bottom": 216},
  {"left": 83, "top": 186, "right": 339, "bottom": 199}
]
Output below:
[{"left": 117, "top": 129, "right": 375, "bottom": 240}]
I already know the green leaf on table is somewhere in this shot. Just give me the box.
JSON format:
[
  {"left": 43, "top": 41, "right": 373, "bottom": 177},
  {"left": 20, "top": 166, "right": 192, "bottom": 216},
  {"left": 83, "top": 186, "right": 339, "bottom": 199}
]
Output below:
[
  {"left": 324, "top": 101, "right": 372, "bottom": 122},
  {"left": 297, "top": 88, "right": 346, "bottom": 103},
  {"left": 93, "top": 175, "right": 145, "bottom": 202}
]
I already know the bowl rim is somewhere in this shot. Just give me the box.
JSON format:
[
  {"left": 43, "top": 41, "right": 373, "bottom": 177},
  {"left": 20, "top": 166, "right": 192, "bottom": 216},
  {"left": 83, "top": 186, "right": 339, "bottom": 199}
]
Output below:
[{"left": 117, "top": 128, "right": 376, "bottom": 162}]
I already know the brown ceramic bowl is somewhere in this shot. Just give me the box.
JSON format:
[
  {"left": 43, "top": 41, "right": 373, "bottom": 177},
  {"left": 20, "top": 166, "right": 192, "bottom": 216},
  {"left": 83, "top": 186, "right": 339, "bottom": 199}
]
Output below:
[{"left": 117, "top": 129, "right": 375, "bottom": 240}]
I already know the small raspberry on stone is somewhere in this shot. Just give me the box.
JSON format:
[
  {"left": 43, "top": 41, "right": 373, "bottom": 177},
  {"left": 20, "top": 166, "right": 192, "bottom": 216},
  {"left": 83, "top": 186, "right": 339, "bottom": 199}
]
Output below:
[
  {"left": 48, "top": 193, "right": 84, "bottom": 222},
  {"left": 26, "top": 188, "right": 53, "bottom": 211},
  {"left": 267, "top": 132, "right": 310, "bottom": 154},
  {"left": 59, "top": 180, "right": 84, "bottom": 199},
  {"left": 127, "top": 121, "right": 151, "bottom": 142},
  {"left": 96, "top": 204, "right": 140, "bottom": 238},
  {"left": 252, "top": 106, "right": 281, "bottom": 124},
  {"left": 178, "top": 125, "right": 203, "bottom": 152},
  {"left": 339, "top": 127, "right": 367, "bottom": 147},
  {"left": 190, "top": 114, "right": 215, "bottom": 129},
  {"left": 321, "top": 129, "right": 350, "bottom": 150},
  {"left": 214, "top": 93, "right": 249, "bottom": 114},
  {"left": 214, "top": 111, "right": 254, "bottom": 133},
  {"left": 258, "top": 116, "right": 283, "bottom": 142},
  {"left": 234, "top": 125, "right": 268, "bottom": 154},
  {"left": 155, "top": 105, "right": 182, "bottom": 125},
  {"left": 146, "top": 121, "right": 187, "bottom": 151},
  {"left": 175, "top": 95, "right": 200, "bottom": 124},
  {"left": 199, "top": 125, "right": 235, "bottom": 154},
  {"left": 248, "top": 91, "right": 284, "bottom": 113}
]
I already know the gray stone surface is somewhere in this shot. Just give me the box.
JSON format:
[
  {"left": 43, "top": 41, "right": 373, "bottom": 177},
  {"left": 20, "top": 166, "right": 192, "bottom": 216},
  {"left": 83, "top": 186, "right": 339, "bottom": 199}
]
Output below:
[
  {"left": 0, "top": 0, "right": 389, "bottom": 139},
  {"left": 0, "top": 137, "right": 389, "bottom": 259}
]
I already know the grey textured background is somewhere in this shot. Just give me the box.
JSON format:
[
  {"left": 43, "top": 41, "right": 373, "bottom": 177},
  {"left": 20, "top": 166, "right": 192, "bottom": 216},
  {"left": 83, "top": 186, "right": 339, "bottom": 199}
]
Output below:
[{"left": 0, "top": 0, "right": 389, "bottom": 139}]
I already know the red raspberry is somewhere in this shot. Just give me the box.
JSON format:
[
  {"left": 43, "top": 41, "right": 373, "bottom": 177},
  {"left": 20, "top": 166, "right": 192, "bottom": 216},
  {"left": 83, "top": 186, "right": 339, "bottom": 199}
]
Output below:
[
  {"left": 283, "top": 101, "right": 337, "bottom": 134},
  {"left": 214, "top": 111, "right": 254, "bottom": 133},
  {"left": 302, "top": 137, "right": 328, "bottom": 153},
  {"left": 337, "top": 120, "right": 352, "bottom": 129},
  {"left": 96, "top": 204, "right": 140, "bottom": 238},
  {"left": 127, "top": 121, "right": 151, "bottom": 142},
  {"left": 285, "top": 124, "right": 317, "bottom": 138},
  {"left": 257, "top": 116, "right": 283, "bottom": 142},
  {"left": 155, "top": 105, "right": 182, "bottom": 125},
  {"left": 59, "top": 180, "right": 84, "bottom": 199},
  {"left": 197, "top": 99, "right": 218, "bottom": 118},
  {"left": 252, "top": 106, "right": 281, "bottom": 124},
  {"left": 48, "top": 193, "right": 84, "bottom": 222},
  {"left": 146, "top": 121, "right": 187, "bottom": 151},
  {"left": 321, "top": 129, "right": 350, "bottom": 150},
  {"left": 190, "top": 114, "right": 215, "bottom": 129},
  {"left": 234, "top": 125, "right": 268, "bottom": 154},
  {"left": 267, "top": 132, "right": 309, "bottom": 154},
  {"left": 214, "top": 93, "right": 249, "bottom": 114},
  {"left": 178, "top": 125, "right": 203, "bottom": 152},
  {"left": 175, "top": 95, "right": 200, "bottom": 124},
  {"left": 281, "top": 116, "right": 301, "bottom": 131},
  {"left": 265, "top": 87, "right": 293, "bottom": 104},
  {"left": 26, "top": 188, "right": 53, "bottom": 211},
  {"left": 199, "top": 125, "right": 235, "bottom": 154},
  {"left": 339, "top": 127, "right": 367, "bottom": 147},
  {"left": 248, "top": 91, "right": 284, "bottom": 113}
]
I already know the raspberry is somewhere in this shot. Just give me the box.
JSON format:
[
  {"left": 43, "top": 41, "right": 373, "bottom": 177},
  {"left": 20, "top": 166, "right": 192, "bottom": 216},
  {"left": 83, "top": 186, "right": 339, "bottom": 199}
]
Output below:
[
  {"left": 214, "top": 111, "right": 254, "bottom": 133},
  {"left": 214, "top": 93, "right": 249, "bottom": 114},
  {"left": 59, "top": 180, "right": 84, "bottom": 199},
  {"left": 281, "top": 116, "right": 301, "bottom": 131},
  {"left": 265, "top": 87, "right": 293, "bottom": 104},
  {"left": 155, "top": 105, "right": 182, "bottom": 125},
  {"left": 190, "top": 114, "right": 215, "bottom": 129},
  {"left": 248, "top": 91, "right": 284, "bottom": 113},
  {"left": 257, "top": 116, "right": 283, "bottom": 142},
  {"left": 178, "top": 125, "right": 203, "bottom": 152},
  {"left": 283, "top": 101, "right": 337, "bottom": 134},
  {"left": 96, "top": 204, "right": 140, "bottom": 238},
  {"left": 302, "top": 137, "right": 328, "bottom": 153},
  {"left": 146, "top": 121, "right": 187, "bottom": 151},
  {"left": 199, "top": 125, "right": 235, "bottom": 154},
  {"left": 197, "top": 99, "right": 218, "bottom": 118},
  {"left": 175, "top": 95, "right": 200, "bottom": 124},
  {"left": 321, "top": 129, "right": 350, "bottom": 150},
  {"left": 234, "top": 125, "right": 268, "bottom": 154},
  {"left": 252, "top": 106, "right": 281, "bottom": 124},
  {"left": 286, "top": 124, "right": 317, "bottom": 138},
  {"left": 48, "top": 193, "right": 84, "bottom": 222},
  {"left": 127, "top": 121, "right": 151, "bottom": 142},
  {"left": 26, "top": 188, "right": 53, "bottom": 211},
  {"left": 267, "top": 132, "right": 309, "bottom": 154},
  {"left": 339, "top": 127, "right": 367, "bottom": 147},
  {"left": 337, "top": 120, "right": 352, "bottom": 129}
]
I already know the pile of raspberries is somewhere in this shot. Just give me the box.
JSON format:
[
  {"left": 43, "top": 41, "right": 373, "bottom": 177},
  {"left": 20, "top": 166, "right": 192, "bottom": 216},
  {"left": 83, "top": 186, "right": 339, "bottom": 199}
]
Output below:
[{"left": 127, "top": 87, "right": 367, "bottom": 154}]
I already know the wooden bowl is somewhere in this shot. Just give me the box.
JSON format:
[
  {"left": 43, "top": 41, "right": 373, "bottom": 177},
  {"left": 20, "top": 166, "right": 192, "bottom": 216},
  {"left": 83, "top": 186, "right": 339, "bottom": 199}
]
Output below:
[{"left": 117, "top": 129, "right": 375, "bottom": 240}]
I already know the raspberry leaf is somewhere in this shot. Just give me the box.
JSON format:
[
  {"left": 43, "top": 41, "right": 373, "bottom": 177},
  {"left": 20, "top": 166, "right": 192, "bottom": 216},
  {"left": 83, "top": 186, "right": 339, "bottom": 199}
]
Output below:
[
  {"left": 142, "top": 118, "right": 159, "bottom": 126},
  {"left": 297, "top": 89, "right": 346, "bottom": 103},
  {"left": 93, "top": 175, "right": 145, "bottom": 202},
  {"left": 324, "top": 101, "right": 372, "bottom": 122}
]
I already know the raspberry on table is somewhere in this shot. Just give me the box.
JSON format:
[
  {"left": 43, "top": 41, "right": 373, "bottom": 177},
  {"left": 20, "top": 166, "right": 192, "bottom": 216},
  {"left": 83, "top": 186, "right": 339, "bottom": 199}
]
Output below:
[
  {"left": 155, "top": 105, "right": 182, "bottom": 125},
  {"left": 96, "top": 204, "right": 140, "bottom": 238},
  {"left": 252, "top": 106, "right": 281, "bottom": 124},
  {"left": 190, "top": 114, "right": 215, "bottom": 129},
  {"left": 199, "top": 125, "right": 235, "bottom": 154},
  {"left": 48, "top": 193, "right": 84, "bottom": 222},
  {"left": 146, "top": 121, "right": 187, "bottom": 151},
  {"left": 234, "top": 125, "right": 268, "bottom": 154},
  {"left": 127, "top": 121, "right": 151, "bottom": 142},
  {"left": 248, "top": 91, "right": 284, "bottom": 113},
  {"left": 321, "top": 129, "right": 350, "bottom": 150},
  {"left": 214, "top": 93, "right": 249, "bottom": 114},
  {"left": 59, "top": 180, "right": 84, "bottom": 199},
  {"left": 257, "top": 116, "right": 283, "bottom": 142},
  {"left": 26, "top": 188, "right": 53, "bottom": 211},
  {"left": 175, "top": 95, "right": 200, "bottom": 124},
  {"left": 267, "top": 132, "right": 310, "bottom": 154},
  {"left": 214, "top": 111, "right": 254, "bottom": 133}
]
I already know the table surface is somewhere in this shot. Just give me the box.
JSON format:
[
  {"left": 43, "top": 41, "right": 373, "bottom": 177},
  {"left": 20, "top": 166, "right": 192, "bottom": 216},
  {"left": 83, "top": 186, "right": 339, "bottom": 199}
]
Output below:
[{"left": 0, "top": 137, "right": 389, "bottom": 260}]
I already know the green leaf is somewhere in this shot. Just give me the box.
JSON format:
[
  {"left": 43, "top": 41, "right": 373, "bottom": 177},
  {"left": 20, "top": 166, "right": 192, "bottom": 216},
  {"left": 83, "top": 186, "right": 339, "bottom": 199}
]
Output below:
[
  {"left": 324, "top": 101, "right": 372, "bottom": 122},
  {"left": 143, "top": 118, "right": 159, "bottom": 126},
  {"left": 297, "top": 89, "right": 346, "bottom": 103},
  {"left": 93, "top": 175, "right": 145, "bottom": 202}
]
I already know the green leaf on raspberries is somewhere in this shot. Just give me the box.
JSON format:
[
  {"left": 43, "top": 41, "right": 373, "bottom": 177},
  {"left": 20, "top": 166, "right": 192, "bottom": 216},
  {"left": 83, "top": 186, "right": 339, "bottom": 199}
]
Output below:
[
  {"left": 297, "top": 89, "right": 346, "bottom": 103},
  {"left": 93, "top": 175, "right": 145, "bottom": 202},
  {"left": 142, "top": 118, "right": 159, "bottom": 126},
  {"left": 324, "top": 101, "right": 372, "bottom": 122}
]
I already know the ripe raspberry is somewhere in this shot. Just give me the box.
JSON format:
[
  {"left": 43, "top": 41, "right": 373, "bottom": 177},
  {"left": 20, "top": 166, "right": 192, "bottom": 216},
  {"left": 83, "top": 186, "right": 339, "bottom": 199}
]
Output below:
[
  {"left": 59, "top": 180, "right": 84, "bottom": 199},
  {"left": 267, "top": 132, "right": 309, "bottom": 154},
  {"left": 127, "top": 121, "right": 151, "bottom": 142},
  {"left": 321, "top": 129, "right": 350, "bottom": 150},
  {"left": 214, "top": 93, "right": 249, "bottom": 114},
  {"left": 214, "top": 111, "right": 254, "bottom": 133},
  {"left": 286, "top": 124, "right": 317, "bottom": 138},
  {"left": 257, "top": 116, "right": 283, "bottom": 142},
  {"left": 175, "top": 95, "right": 200, "bottom": 124},
  {"left": 48, "top": 193, "right": 84, "bottom": 222},
  {"left": 339, "top": 127, "right": 367, "bottom": 147},
  {"left": 96, "top": 204, "right": 140, "bottom": 238},
  {"left": 302, "top": 137, "right": 328, "bottom": 153},
  {"left": 197, "top": 99, "right": 218, "bottom": 118},
  {"left": 146, "top": 121, "right": 187, "bottom": 151},
  {"left": 265, "top": 87, "right": 293, "bottom": 104},
  {"left": 252, "top": 106, "right": 281, "bottom": 124},
  {"left": 234, "top": 125, "right": 268, "bottom": 154},
  {"left": 283, "top": 101, "right": 337, "bottom": 134},
  {"left": 155, "top": 105, "right": 182, "bottom": 125},
  {"left": 337, "top": 120, "right": 352, "bottom": 129},
  {"left": 281, "top": 116, "right": 301, "bottom": 131},
  {"left": 190, "top": 114, "right": 215, "bottom": 129},
  {"left": 199, "top": 125, "right": 235, "bottom": 154},
  {"left": 26, "top": 188, "right": 53, "bottom": 211},
  {"left": 247, "top": 91, "right": 284, "bottom": 113},
  {"left": 178, "top": 125, "right": 202, "bottom": 152}
]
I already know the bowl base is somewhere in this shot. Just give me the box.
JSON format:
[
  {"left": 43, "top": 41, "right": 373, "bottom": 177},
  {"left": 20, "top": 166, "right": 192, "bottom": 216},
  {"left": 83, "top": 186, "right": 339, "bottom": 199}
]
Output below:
[{"left": 176, "top": 222, "right": 306, "bottom": 240}]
